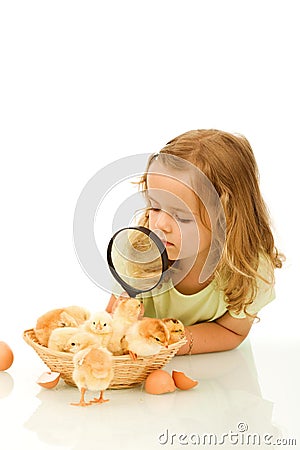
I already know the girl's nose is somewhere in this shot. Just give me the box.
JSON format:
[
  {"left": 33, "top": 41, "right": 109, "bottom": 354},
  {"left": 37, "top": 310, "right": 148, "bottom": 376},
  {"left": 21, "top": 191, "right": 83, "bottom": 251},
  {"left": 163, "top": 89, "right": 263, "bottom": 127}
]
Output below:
[{"left": 154, "top": 210, "right": 172, "bottom": 232}]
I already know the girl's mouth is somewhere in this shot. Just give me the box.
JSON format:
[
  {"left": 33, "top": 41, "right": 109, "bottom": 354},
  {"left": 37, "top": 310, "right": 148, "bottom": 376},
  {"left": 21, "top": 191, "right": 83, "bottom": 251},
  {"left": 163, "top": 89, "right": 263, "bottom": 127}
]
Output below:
[{"left": 162, "top": 241, "right": 174, "bottom": 247}]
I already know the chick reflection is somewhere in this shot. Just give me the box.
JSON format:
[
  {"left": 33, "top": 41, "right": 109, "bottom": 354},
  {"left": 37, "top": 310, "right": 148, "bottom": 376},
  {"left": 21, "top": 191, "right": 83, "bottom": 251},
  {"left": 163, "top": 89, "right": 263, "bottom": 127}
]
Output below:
[
  {"left": 24, "top": 386, "right": 144, "bottom": 450},
  {"left": 24, "top": 387, "right": 80, "bottom": 446}
]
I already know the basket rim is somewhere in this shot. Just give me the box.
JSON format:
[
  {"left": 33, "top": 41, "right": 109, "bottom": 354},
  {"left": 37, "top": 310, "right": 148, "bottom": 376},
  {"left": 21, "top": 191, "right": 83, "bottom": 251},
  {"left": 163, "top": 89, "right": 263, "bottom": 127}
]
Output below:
[{"left": 23, "top": 328, "right": 187, "bottom": 361}]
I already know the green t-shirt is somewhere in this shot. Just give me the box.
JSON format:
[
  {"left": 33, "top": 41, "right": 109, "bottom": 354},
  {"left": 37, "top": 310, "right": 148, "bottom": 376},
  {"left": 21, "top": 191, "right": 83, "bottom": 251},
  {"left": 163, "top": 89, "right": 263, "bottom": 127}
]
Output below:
[{"left": 139, "top": 258, "right": 275, "bottom": 325}]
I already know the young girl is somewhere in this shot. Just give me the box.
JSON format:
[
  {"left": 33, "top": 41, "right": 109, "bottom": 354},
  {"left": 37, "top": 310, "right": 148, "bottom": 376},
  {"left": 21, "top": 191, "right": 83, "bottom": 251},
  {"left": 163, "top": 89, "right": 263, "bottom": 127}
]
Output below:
[{"left": 106, "top": 129, "right": 283, "bottom": 355}]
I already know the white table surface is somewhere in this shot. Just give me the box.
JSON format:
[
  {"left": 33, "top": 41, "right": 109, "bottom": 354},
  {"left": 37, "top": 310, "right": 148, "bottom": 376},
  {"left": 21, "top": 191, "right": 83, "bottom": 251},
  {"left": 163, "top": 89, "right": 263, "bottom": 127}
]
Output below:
[{"left": 1, "top": 331, "right": 299, "bottom": 450}]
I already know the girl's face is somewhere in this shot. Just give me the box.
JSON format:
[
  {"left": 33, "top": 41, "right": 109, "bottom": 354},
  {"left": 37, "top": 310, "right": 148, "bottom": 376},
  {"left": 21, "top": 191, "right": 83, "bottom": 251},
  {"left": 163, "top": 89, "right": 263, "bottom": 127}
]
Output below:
[{"left": 146, "top": 172, "right": 212, "bottom": 263}]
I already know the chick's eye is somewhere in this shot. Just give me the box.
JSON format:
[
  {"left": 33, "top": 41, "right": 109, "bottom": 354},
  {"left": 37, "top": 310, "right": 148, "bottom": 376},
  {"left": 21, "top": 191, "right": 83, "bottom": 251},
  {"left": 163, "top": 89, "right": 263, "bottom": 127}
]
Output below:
[
  {"left": 103, "top": 323, "right": 107, "bottom": 327},
  {"left": 60, "top": 322, "right": 66, "bottom": 327},
  {"left": 71, "top": 342, "right": 75, "bottom": 346},
  {"left": 92, "top": 322, "right": 96, "bottom": 325}
]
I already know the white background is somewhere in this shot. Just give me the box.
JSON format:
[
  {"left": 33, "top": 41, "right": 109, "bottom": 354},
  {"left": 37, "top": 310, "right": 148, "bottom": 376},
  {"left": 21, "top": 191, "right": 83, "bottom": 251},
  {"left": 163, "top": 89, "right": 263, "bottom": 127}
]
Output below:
[{"left": 1, "top": 1, "right": 299, "bottom": 449}]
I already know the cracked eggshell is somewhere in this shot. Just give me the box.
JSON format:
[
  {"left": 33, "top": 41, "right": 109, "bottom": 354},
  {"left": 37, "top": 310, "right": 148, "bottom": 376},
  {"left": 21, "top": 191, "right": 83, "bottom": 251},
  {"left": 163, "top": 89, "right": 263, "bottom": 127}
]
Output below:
[
  {"left": 172, "top": 370, "right": 198, "bottom": 390},
  {"left": 145, "top": 369, "right": 176, "bottom": 395},
  {"left": 37, "top": 371, "right": 61, "bottom": 389}
]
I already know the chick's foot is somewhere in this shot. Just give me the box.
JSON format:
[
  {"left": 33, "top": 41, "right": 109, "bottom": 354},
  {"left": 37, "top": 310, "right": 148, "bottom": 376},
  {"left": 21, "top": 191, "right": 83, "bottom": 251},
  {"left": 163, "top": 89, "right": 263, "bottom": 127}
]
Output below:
[
  {"left": 70, "top": 388, "right": 91, "bottom": 407},
  {"left": 129, "top": 351, "right": 138, "bottom": 361},
  {"left": 70, "top": 400, "right": 92, "bottom": 407},
  {"left": 89, "top": 391, "right": 109, "bottom": 404}
]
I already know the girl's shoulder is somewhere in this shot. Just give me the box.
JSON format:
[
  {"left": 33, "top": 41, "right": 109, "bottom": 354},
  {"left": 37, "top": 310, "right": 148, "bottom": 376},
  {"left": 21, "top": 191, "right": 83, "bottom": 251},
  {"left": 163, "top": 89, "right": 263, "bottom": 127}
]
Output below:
[{"left": 256, "top": 253, "right": 275, "bottom": 284}]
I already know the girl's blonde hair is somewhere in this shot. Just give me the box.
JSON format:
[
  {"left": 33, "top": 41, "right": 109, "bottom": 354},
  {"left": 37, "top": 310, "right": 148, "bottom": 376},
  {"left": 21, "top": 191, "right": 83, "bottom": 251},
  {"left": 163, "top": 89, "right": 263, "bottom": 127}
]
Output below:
[{"left": 137, "top": 129, "right": 283, "bottom": 317}]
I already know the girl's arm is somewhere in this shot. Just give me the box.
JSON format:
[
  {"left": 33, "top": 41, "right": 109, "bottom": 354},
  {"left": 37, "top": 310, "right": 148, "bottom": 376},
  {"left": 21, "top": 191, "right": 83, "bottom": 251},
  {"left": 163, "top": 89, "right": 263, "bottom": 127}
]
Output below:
[
  {"left": 176, "top": 312, "right": 254, "bottom": 355},
  {"left": 106, "top": 294, "right": 253, "bottom": 354},
  {"left": 106, "top": 293, "right": 118, "bottom": 313}
]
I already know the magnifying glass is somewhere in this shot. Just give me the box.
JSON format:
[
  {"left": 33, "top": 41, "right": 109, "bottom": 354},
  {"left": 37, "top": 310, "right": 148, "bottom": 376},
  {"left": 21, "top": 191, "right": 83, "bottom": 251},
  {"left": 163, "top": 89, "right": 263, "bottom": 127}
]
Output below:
[{"left": 107, "top": 226, "right": 169, "bottom": 298}]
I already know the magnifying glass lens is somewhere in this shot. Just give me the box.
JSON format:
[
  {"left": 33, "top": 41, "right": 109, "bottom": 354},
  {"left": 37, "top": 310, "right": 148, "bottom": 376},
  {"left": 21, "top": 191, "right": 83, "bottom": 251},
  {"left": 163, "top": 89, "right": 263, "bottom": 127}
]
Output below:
[{"left": 107, "top": 227, "right": 168, "bottom": 297}]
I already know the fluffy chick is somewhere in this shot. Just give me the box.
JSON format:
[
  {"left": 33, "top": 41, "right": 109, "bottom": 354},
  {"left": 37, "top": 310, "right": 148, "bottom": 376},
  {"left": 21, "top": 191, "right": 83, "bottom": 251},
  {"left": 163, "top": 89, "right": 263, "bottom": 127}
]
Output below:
[
  {"left": 162, "top": 318, "right": 185, "bottom": 344},
  {"left": 108, "top": 297, "right": 142, "bottom": 355},
  {"left": 48, "top": 327, "right": 79, "bottom": 352},
  {"left": 71, "top": 347, "right": 114, "bottom": 407},
  {"left": 35, "top": 306, "right": 90, "bottom": 346},
  {"left": 121, "top": 317, "right": 170, "bottom": 361},
  {"left": 64, "top": 306, "right": 90, "bottom": 322},
  {"left": 81, "top": 311, "right": 113, "bottom": 348},
  {"left": 64, "top": 331, "right": 100, "bottom": 353}
]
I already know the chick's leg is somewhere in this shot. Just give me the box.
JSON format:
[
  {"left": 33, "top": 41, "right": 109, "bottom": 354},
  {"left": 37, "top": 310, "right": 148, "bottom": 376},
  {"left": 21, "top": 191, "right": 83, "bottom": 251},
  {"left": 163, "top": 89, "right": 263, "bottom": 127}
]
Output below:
[
  {"left": 90, "top": 390, "right": 109, "bottom": 404},
  {"left": 71, "top": 387, "right": 91, "bottom": 407},
  {"left": 129, "top": 350, "right": 137, "bottom": 361}
]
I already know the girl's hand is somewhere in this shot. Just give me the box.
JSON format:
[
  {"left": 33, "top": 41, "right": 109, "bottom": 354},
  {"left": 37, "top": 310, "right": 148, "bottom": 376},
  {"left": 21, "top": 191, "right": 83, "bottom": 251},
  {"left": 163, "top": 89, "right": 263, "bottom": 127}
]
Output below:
[{"left": 105, "top": 293, "right": 119, "bottom": 314}]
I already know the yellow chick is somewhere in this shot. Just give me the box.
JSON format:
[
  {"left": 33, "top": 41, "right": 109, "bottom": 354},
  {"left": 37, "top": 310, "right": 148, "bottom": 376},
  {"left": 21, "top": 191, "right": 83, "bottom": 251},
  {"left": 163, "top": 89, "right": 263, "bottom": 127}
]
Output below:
[
  {"left": 71, "top": 347, "right": 114, "bottom": 407},
  {"left": 162, "top": 318, "right": 185, "bottom": 344},
  {"left": 48, "top": 327, "right": 79, "bottom": 352},
  {"left": 121, "top": 317, "right": 170, "bottom": 361},
  {"left": 35, "top": 306, "right": 90, "bottom": 346},
  {"left": 81, "top": 311, "right": 113, "bottom": 348},
  {"left": 108, "top": 297, "right": 142, "bottom": 355},
  {"left": 63, "top": 306, "right": 90, "bottom": 323},
  {"left": 64, "top": 331, "right": 100, "bottom": 354}
]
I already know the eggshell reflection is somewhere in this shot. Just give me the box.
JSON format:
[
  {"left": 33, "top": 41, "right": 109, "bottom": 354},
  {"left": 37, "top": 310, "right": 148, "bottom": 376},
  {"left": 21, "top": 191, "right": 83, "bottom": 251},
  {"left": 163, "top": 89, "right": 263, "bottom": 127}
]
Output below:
[
  {"left": 172, "top": 370, "right": 198, "bottom": 390},
  {"left": 145, "top": 369, "right": 176, "bottom": 394}
]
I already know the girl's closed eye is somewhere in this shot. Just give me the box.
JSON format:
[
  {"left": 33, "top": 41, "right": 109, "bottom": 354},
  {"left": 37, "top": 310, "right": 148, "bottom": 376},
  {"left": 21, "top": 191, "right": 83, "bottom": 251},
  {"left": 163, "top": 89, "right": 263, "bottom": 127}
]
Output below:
[
  {"left": 148, "top": 195, "right": 194, "bottom": 225},
  {"left": 150, "top": 207, "right": 192, "bottom": 224},
  {"left": 148, "top": 200, "right": 161, "bottom": 212},
  {"left": 174, "top": 214, "right": 193, "bottom": 224}
]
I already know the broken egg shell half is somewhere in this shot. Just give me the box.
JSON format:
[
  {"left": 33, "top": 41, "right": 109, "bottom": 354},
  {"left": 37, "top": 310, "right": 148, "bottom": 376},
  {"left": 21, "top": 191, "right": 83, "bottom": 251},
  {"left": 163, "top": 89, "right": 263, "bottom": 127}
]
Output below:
[
  {"left": 172, "top": 370, "right": 198, "bottom": 390},
  {"left": 37, "top": 371, "right": 61, "bottom": 389},
  {"left": 145, "top": 369, "right": 176, "bottom": 395}
]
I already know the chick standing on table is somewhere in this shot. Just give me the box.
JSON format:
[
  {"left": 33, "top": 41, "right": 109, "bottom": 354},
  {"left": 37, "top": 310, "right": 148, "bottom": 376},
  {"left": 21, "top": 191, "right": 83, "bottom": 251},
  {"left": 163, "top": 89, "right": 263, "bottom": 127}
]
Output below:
[
  {"left": 108, "top": 297, "right": 142, "bottom": 355},
  {"left": 121, "top": 317, "right": 170, "bottom": 361},
  {"left": 81, "top": 311, "right": 113, "bottom": 348},
  {"left": 71, "top": 347, "right": 114, "bottom": 407}
]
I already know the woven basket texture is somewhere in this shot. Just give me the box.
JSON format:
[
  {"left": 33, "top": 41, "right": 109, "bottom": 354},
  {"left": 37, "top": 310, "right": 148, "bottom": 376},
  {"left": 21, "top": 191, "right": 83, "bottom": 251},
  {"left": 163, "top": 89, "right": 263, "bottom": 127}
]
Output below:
[{"left": 23, "top": 328, "right": 186, "bottom": 389}]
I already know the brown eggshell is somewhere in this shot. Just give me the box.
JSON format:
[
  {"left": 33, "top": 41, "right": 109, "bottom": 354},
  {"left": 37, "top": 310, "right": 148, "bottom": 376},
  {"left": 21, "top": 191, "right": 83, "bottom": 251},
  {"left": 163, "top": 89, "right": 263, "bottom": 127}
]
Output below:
[
  {"left": 37, "top": 371, "right": 61, "bottom": 389},
  {"left": 0, "top": 341, "right": 14, "bottom": 371},
  {"left": 172, "top": 370, "right": 198, "bottom": 390},
  {"left": 145, "top": 369, "right": 176, "bottom": 395}
]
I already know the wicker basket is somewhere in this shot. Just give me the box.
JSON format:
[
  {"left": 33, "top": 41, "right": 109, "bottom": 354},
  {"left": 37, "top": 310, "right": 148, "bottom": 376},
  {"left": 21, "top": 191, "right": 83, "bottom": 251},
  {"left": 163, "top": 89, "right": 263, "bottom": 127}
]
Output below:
[{"left": 23, "top": 328, "right": 187, "bottom": 389}]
